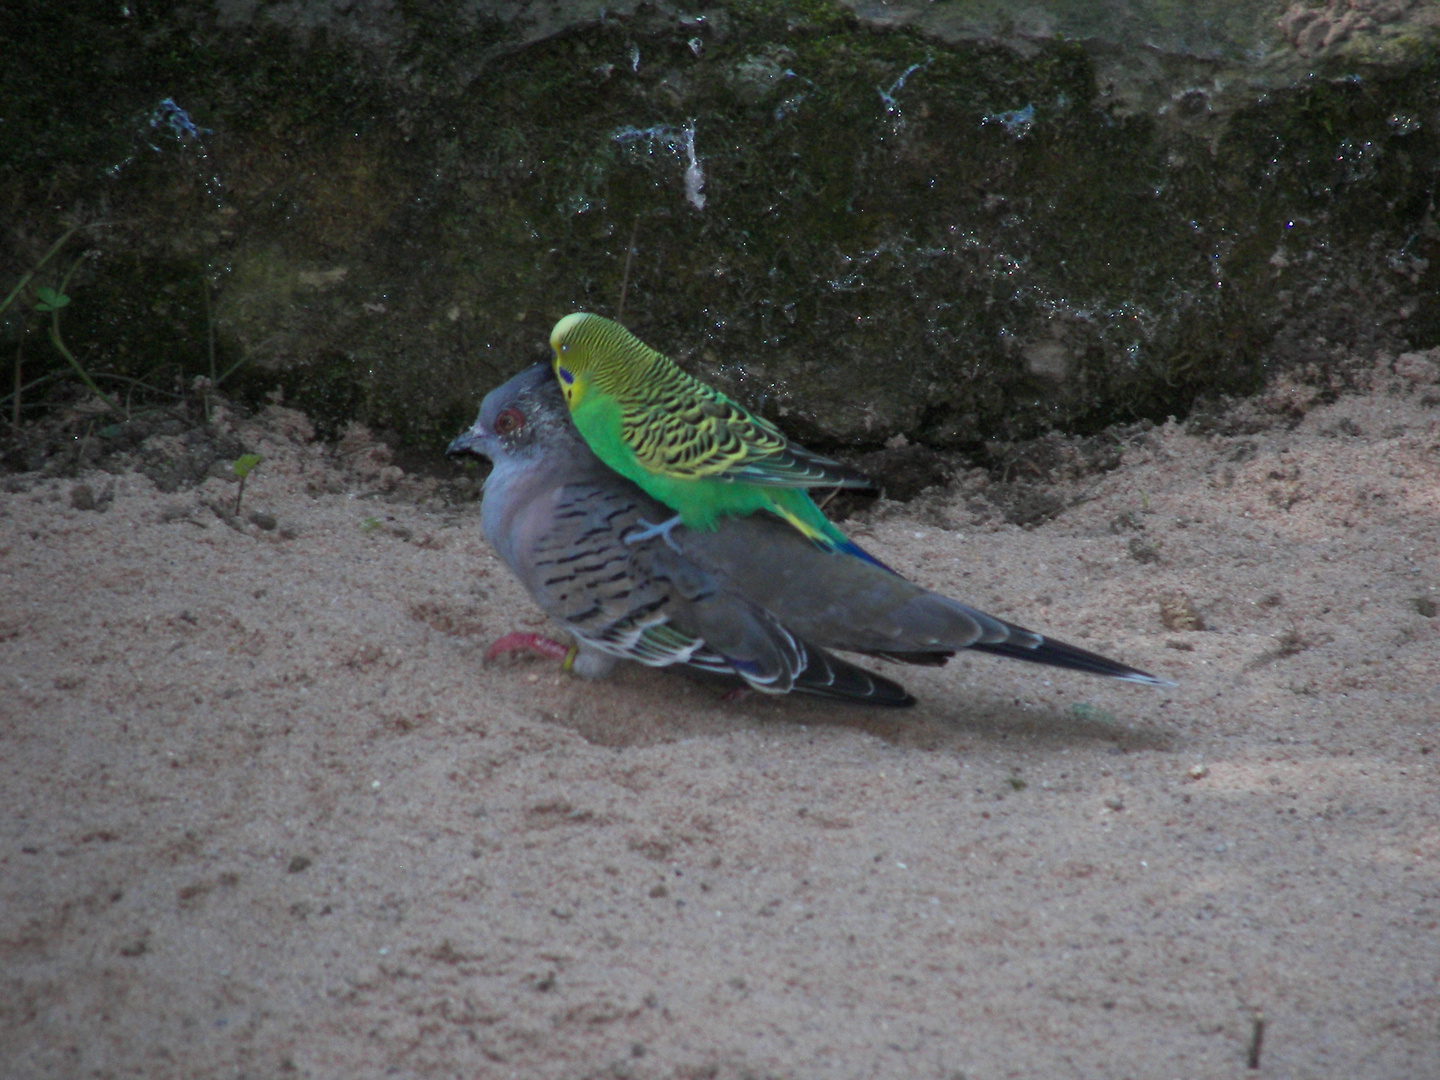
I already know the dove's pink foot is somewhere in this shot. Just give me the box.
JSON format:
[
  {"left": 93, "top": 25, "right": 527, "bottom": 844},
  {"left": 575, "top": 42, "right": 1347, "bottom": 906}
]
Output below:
[{"left": 485, "top": 632, "right": 572, "bottom": 664}]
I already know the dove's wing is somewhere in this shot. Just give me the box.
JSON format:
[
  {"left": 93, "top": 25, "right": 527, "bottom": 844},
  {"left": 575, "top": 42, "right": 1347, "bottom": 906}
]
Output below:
[
  {"left": 500, "top": 471, "right": 914, "bottom": 706},
  {"left": 678, "top": 512, "right": 1166, "bottom": 685}
]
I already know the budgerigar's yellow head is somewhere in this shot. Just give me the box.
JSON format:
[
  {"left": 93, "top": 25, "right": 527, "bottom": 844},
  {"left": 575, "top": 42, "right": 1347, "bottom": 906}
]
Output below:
[{"left": 549, "top": 312, "right": 663, "bottom": 410}]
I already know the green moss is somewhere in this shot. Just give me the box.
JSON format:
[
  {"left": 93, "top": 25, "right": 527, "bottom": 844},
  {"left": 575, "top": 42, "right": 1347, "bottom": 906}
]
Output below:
[{"left": 5, "top": 1, "right": 1437, "bottom": 452}]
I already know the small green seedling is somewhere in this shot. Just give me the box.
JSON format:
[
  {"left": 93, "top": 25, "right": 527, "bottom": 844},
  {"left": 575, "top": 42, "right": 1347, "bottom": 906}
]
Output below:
[
  {"left": 360, "top": 515, "right": 382, "bottom": 533},
  {"left": 26, "top": 252, "right": 123, "bottom": 416},
  {"left": 34, "top": 286, "right": 71, "bottom": 312},
  {"left": 232, "top": 453, "right": 262, "bottom": 516},
  {"left": 1069, "top": 702, "right": 1117, "bottom": 725}
]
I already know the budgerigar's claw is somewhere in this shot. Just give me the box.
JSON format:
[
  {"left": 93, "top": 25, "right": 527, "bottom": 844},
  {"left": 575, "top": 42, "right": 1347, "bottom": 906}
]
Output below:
[{"left": 624, "top": 513, "right": 684, "bottom": 554}]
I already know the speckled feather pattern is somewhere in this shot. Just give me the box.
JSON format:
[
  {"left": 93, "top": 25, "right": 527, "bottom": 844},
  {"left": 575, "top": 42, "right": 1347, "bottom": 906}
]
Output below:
[{"left": 553, "top": 312, "right": 860, "bottom": 487}]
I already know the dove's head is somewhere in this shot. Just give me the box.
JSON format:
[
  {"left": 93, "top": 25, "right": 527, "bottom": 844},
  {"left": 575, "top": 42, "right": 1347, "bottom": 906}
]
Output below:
[
  {"left": 446, "top": 363, "right": 580, "bottom": 464},
  {"left": 549, "top": 311, "right": 663, "bottom": 410}
]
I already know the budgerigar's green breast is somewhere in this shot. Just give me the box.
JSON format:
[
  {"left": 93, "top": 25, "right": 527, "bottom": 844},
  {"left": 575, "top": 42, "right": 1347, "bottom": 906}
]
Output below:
[{"left": 572, "top": 390, "right": 776, "bottom": 531}]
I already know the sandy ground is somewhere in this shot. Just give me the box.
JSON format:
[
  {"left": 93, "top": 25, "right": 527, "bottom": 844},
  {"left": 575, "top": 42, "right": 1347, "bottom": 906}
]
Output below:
[{"left": 2, "top": 350, "right": 1438, "bottom": 1080}]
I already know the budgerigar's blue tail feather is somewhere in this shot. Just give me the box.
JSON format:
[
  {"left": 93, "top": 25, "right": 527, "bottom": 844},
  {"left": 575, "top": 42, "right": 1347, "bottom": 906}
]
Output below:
[{"left": 772, "top": 497, "right": 898, "bottom": 575}]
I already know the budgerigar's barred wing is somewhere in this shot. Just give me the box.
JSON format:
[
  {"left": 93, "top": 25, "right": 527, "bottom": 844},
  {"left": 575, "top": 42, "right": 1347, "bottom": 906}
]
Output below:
[
  {"left": 522, "top": 479, "right": 913, "bottom": 705},
  {"left": 574, "top": 315, "right": 872, "bottom": 490},
  {"left": 620, "top": 364, "right": 871, "bottom": 489}
]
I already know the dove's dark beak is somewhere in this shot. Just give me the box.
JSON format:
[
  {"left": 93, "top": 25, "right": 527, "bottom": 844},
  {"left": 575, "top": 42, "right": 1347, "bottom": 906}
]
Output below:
[{"left": 446, "top": 424, "right": 487, "bottom": 459}]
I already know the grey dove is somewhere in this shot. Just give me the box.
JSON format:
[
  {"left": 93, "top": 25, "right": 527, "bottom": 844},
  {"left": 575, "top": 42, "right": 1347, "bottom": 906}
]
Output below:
[{"left": 447, "top": 364, "right": 1167, "bottom": 706}]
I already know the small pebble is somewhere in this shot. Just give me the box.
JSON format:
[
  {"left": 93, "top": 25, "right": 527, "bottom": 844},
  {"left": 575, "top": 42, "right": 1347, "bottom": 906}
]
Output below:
[
  {"left": 69, "top": 482, "right": 113, "bottom": 512},
  {"left": 1159, "top": 593, "right": 1205, "bottom": 631},
  {"left": 1128, "top": 537, "right": 1161, "bottom": 563}
]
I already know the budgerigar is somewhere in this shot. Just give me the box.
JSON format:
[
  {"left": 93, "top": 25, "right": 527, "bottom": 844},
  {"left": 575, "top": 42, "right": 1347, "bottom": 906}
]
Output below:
[
  {"left": 447, "top": 364, "right": 1168, "bottom": 705},
  {"left": 548, "top": 312, "right": 882, "bottom": 565}
]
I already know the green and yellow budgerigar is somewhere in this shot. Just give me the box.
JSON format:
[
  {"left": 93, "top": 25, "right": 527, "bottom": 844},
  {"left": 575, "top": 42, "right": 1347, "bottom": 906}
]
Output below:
[{"left": 549, "top": 312, "right": 884, "bottom": 566}]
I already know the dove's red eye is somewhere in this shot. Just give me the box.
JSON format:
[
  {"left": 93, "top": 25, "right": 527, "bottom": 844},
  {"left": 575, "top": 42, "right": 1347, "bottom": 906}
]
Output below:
[{"left": 493, "top": 408, "right": 523, "bottom": 436}]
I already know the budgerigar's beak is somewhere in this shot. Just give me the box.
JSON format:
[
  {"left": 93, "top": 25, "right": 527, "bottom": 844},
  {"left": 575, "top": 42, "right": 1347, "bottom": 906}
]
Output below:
[{"left": 446, "top": 423, "right": 488, "bottom": 459}]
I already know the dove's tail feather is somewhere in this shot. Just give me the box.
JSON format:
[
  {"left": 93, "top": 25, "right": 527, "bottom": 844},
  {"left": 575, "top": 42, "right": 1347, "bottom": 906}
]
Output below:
[{"left": 968, "top": 631, "right": 1172, "bottom": 686}]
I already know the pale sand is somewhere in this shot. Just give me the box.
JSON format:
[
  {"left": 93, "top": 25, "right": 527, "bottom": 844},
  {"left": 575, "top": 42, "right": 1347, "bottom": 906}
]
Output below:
[{"left": 2, "top": 352, "right": 1438, "bottom": 1079}]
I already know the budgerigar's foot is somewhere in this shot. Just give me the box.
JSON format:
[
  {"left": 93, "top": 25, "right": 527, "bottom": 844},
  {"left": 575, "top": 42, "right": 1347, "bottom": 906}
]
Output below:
[
  {"left": 485, "top": 632, "right": 577, "bottom": 668},
  {"left": 720, "top": 686, "right": 751, "bottom": 703},
  {"left": 624, "top": 513, "right": 685, "bottom": 554}
]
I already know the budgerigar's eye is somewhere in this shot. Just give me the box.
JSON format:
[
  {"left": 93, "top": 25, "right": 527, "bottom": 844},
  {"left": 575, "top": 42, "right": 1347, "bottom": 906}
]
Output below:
[
  {"left": 493, "top": 407, "right": 524, "bottom": 436},
  {"left": 557, "top": 366, "right": 575, "bottom": 385}
]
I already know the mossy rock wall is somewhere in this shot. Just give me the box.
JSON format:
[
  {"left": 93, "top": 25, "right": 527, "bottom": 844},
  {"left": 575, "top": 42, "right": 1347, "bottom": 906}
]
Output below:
[{"left": 3, "top": 0, "right": 1438, "bottom": 452}]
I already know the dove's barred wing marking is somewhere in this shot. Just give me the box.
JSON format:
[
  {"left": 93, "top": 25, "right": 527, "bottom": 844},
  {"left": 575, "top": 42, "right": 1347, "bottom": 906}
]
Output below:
[
  {"left": 522, "top": 477, "right": 911, "bottom": 703},
  {"left": 523, "top": 481, "right": 763, "bottom": 678}
]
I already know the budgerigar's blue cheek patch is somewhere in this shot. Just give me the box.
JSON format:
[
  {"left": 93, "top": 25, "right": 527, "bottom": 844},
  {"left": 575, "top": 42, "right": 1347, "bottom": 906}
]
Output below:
[{"left": 558, "top": 367, "right": 575, "bottom": 385}]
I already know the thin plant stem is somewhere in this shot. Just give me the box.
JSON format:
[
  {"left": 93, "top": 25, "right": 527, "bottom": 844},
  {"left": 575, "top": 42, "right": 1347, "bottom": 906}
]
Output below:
[
  {"left": 616, "top": 214, "right": 640, "bottom": 322},
  {"left": 48, "top": 254, "right": 124, "bottom": 416},
  {"left": 1247, "top": 1009, "right": 1265, "bottom": 1069},
  {"left": 216, "top": 354, "right": 248, "bottom": 385},
  {"left": 200, "top": 270, "right": 216, "bottom": 383},
  {"left": 0, "top": 224, "right": 80, "bottom": 320},
  {"left": 11, "top": 332, "right": 22, "bottom": 426},
  {"left": 92, "top": 372, "right": 184, "bottom": 398},
  {"left": 48, "top": 321, "right": 122, "bottom": 414},
  {"left": 0, "top": 370, "right": 61, "bottom": 410},
  {"left": 77, "top": 420, "right": 94, "bottom": 470}
]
